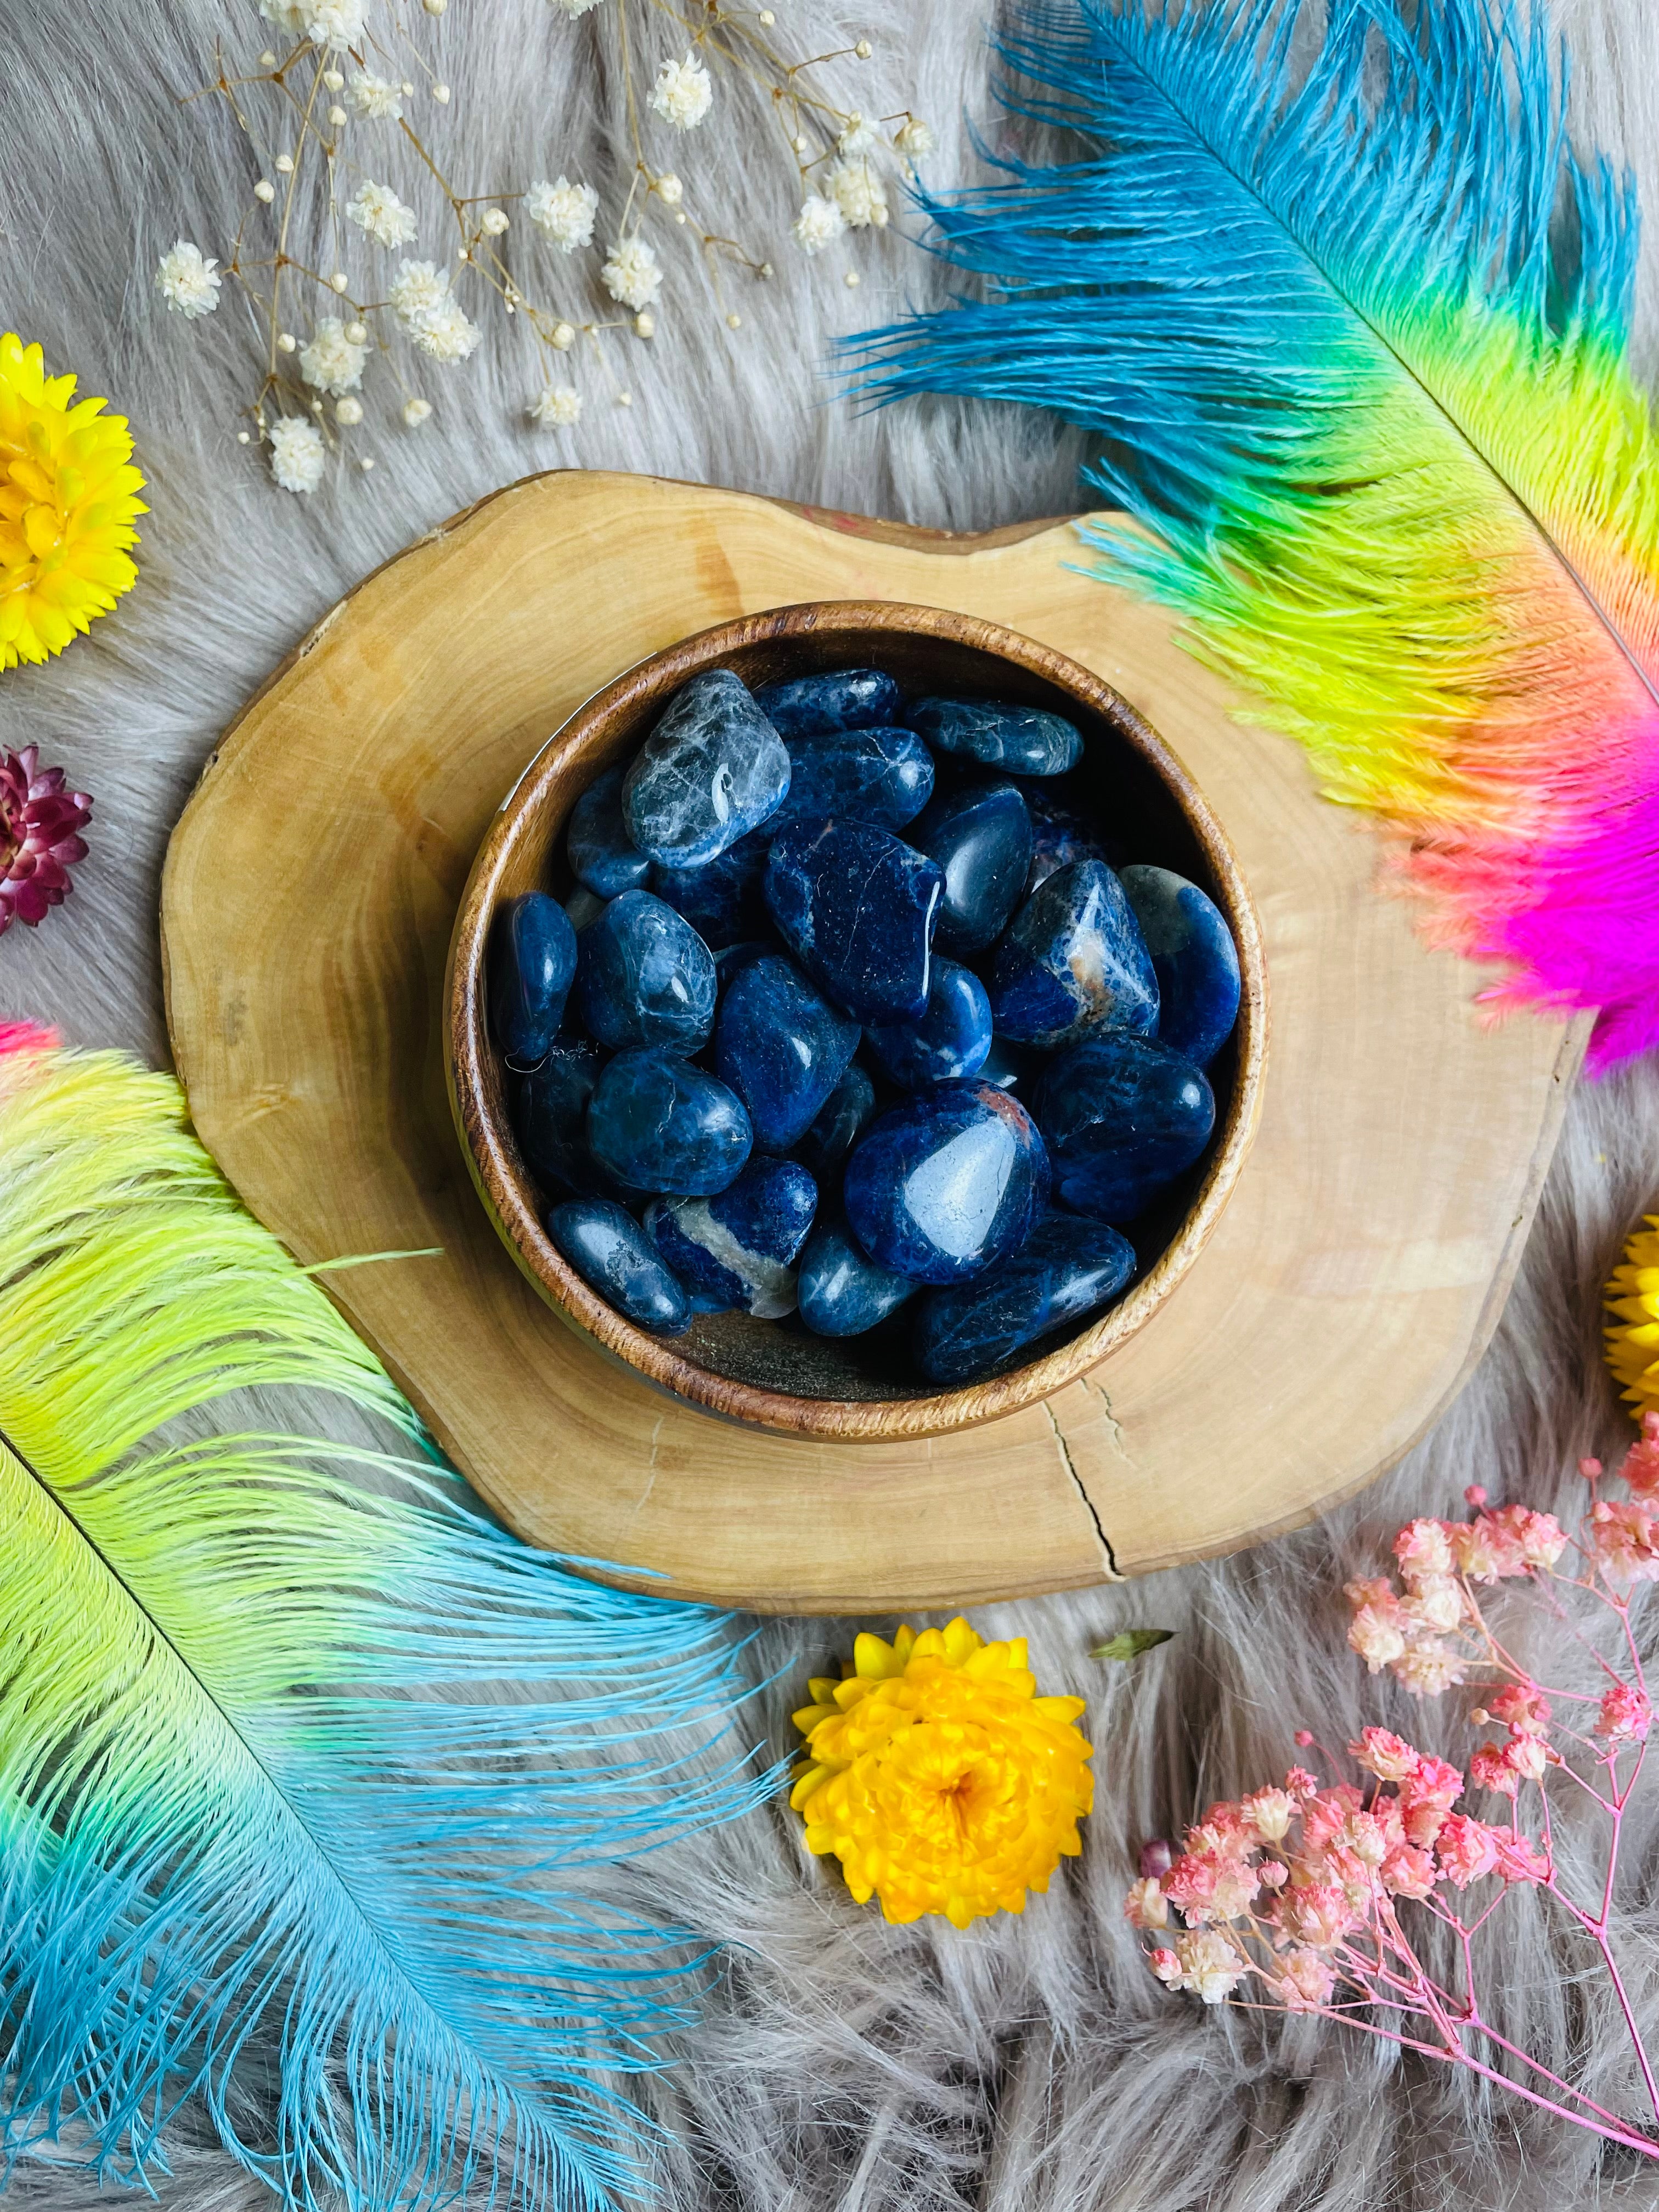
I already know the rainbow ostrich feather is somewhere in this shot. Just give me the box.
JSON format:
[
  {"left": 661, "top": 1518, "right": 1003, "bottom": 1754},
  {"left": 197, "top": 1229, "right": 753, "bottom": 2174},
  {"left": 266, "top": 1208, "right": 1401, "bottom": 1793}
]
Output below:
[{"left": 855, "top": 0, "right": 1659, "bottom": 1069}]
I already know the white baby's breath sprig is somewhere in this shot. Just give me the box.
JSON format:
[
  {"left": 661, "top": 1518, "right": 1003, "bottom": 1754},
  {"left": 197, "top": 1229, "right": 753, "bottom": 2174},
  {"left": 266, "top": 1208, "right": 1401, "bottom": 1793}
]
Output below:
[
  {"left": 348, "top": 71, "right": 404, "bottom": 120},
  {"left": 792, "top": 195, "right": 845, "bottom": 255},
  {"left": 298, "top": 316, "right": 368, "bottom": 393},
  {"left": 347, "top": 180, "right": 419, "bottom": 247},
  {"left": 529, "top": 383, "right": 583, "bottom": 428},
  {"left": 648, "top": 52, "right": 713, "bottom": 131},
  {"left": 155, "top": 240, "right": 223, "bottom": 317},
  {"left": 267, "top": 415, "right": 326, "bottom": 494},
  {"left": 601, "top": 236, "right": 663, "bottom": 311},
  {"left": 526, "top": 176, "right": 599, "bottom": 250}
]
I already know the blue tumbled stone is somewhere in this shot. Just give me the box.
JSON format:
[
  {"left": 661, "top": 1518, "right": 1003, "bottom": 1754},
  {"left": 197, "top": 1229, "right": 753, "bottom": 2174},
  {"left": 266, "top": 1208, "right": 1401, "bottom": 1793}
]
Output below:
[
  {"left": 764, "top": 819, "right": 944, "bottom": 1023},
  {"left": 515, "top": 1037, "right": 607, "bottom": 1197},
  {"left": 797, "top": 1218, "right": 918, "bottom": 1337},
  {"left": 548, "top": 1199, "right": 691, "bottom": 1335},
  {"left": 909, "top": 778, "right": 1033, "bottom": 954},
  {"left": 912, "top": 1212, "right": 1136, "bottom": 1383},
  {"left": 644, "top": 1157, "right": 818, "bottom": 1318},
  {"left": 865, "top": 958, "right": 992, "bottom": 1090},
  {"left": 795, "top": 1060, "right": 876, "bottom": 1183},
  {"left": 489, "top": 891, "right": 577, "bottom": 1069},
  {"left": 1032, "top": 1034, "right": 1215, "bottom": 1221},
  {"left": 1025, "top": 788, "right": 1108, "bottom": 896},
  {"left": 714, "top": 938, "right": 771, "bottom": 988},
  {"left": 988, "top": 860, "right": 1159, "bottom": 1048},
  {"left": 651, "top": 826, "right": 772, "bottom": 950},
  {"left": 623, "top": 669, "right": 791, "bottom": 868},
  {"left": 586, "top": 1048, "right": 752, "bottom": 1195},
  {"left": 566, "top": 763, "right": 652, "bottom": 897},
  {"left": 714, "top": 952, "right": 860, "bottom": 1153},
  {"left": 1120, "top": 864, "right": 1242, "bottom": 1068},
  {"left": 911, "top": 697, "right": 1082, "bottom": 777},
  {"left": 771, "top": 728, "right": 934, "bottom": 834},
  {"left": 753, "top": 667, "right": 900, "bottom": 738},
  {"left": 575, "top": 889, "right": 716, "bottom": 1053},
  {"left": 843, "top": 1079, "right": 1049, "bottom": 1284}
]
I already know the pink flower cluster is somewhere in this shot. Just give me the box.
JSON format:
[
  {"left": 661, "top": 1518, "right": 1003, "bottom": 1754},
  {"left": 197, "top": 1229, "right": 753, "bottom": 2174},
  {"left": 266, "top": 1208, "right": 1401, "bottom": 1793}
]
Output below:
[{"left": 1345, "top": 1501, "right": 1567, "bottom": 1694}]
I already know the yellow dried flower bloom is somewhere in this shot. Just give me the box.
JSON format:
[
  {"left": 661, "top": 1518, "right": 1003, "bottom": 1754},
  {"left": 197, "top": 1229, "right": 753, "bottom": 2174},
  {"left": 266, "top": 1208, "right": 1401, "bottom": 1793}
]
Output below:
[
  {"left": 0, "top": 334, "right": 145, "bottom": 670},
  {"left": 1606, "top": 1216, "right": 1659, "bottom": 1418},
  {"left": 791, "top": 1617, "right": 1092, "bottom": 1928}
]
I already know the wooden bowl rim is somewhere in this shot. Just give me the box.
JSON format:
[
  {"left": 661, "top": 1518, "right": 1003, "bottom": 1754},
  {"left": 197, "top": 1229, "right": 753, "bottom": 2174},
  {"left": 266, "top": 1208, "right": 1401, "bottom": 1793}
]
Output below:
[{"left": 444, "top": 599, "right": 1268, "bottom": 1442}]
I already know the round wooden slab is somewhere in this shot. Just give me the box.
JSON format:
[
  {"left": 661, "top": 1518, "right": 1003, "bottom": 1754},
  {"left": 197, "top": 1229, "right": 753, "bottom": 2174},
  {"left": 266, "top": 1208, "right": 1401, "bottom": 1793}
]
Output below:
[{"left": 161, "top": 470, "right": 1584, "bottom": 1615}]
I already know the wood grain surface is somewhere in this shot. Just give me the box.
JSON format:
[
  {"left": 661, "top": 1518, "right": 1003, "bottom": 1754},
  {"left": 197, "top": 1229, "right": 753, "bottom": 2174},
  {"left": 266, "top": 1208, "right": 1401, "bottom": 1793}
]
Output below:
[{"left": 160, "top": 470, "right": 1585, "bottom": 1613}]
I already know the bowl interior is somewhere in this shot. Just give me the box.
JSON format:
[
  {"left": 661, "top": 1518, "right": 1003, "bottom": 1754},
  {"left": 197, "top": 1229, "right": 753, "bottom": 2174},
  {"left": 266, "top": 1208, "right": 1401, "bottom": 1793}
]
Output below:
[{"left": 448, "top": 603, "right": 1265, "bottom": 1439}]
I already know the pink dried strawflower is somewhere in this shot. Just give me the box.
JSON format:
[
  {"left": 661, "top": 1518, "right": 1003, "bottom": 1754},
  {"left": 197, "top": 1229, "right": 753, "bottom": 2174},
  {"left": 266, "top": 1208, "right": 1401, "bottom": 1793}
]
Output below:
[
  {"left": 1448, "top": 1510, "right": 1527, "bottom": 1581},
  {"left": 1398, "top": 1754, "right": 1463, "bottom": 1846},
  {"left": 1350, "top": 1726, "right": 1420, "bottom": 1782},
  {"left": 1283, "top": 1765, "right": 1318, "bottom": 1799},
  {"left": 1278, "top": 1948, "right": 1336, "bottom": 2009},
  {"left": 1380, "top": 1842, "right": 1436, "bottom": 1900},
  {"left": 0, "top": 745, "right": 91, "bottom": 933},
  {"left": 1435, "top": 1812, "right": 1499, "bottom": 1889},
  {"left": 1394, "top": 1517, "right": 1453, "bottom": 1583},
  {"left": 1596, "top": 1685, "right": 1652, "bottom": 1743},
  {"left": 1275, "top": 1883, "right": 1353, "bottom": 1949},
  {"left": 1240, "top": 1786, "right": 1296, "bottom": 1842},
  {"left": 1470, "top": 1742, "right": 1521, "bottom": 1798}
]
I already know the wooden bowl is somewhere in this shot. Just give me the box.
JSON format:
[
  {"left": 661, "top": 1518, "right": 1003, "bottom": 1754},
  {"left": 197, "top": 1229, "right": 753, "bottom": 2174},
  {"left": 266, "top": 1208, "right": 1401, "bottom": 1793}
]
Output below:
[{"left": 444, "top": 600, "right": 1267, "bottom": 1442}]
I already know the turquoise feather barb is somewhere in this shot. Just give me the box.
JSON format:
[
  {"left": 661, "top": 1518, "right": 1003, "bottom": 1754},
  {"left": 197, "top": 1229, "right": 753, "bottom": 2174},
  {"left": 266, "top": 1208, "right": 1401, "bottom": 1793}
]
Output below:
[
  {"left": 854, "top": 0, "right": 1659, "bottom": 1069},
  {"left": 0, "top": 1020, "right": 770, "bottom": 2211}
]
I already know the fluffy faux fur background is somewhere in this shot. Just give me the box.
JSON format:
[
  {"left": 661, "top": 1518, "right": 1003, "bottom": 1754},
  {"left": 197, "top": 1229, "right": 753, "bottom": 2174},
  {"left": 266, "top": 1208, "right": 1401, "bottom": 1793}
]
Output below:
[{"left": 4, "top": 2, "right": 1659, "bottom": 2207}]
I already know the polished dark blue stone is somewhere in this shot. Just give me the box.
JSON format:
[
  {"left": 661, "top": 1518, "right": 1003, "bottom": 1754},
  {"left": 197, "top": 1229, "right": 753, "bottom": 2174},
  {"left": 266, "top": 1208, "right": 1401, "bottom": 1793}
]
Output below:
[
  {"left": 764, "top": 819, "right": 944, "bottom": 1023},
  {"left": 865, "top": 958, "right": 992, "bottom": 1090},
  {"left": 771, "top": 727, "right": 934, "bottom": 834},
  {"left": 1025, "top": 788, "right": 1108, "bottom": 896},
  {"left": 912, "top": 1212, "right": 1136, "bottom": 1383},
  {"left": 515, "top": 1037, "right": 607, "bottom": 1197},
  {"left": 575, "top": 889, "right": 716, "bottom": 1053},
  {"left": 1032, "top": 1034, "right": 1215, "bottom": 1221},
  {"left": 547, "top": 1199, "right": 691, "bottom": 1335},
  {"left": 644, "top": 1157, "right": 818, "bottom": 1318},
  {"left": 651, "top": 826, "right": 771, "bottom": 950},
  {"left": 714, "top": 952, "right": 860, "bottom": 1152},
  {"left": 911, "top": 697, "right": 1082, "bottom": 777},
  {"left": 988, "top": 860, "right": 1159, "bottom": 1048},
  {"left": 586, "top": 1048, "right": 752, "bottom": 1195},
  {"left": 714, "top": 938, "right": 771, "bottom": 988},
  {"left": 622, "top": 669, "right": 791, "bottom": 868},
  {"left": 842, "top": 1079, "right": 1049, "bottom": 1284},
  {"left": 1120, "top": 864, "right": 1242, "bottom": 1068},
  {"left": 909, "top": 778, "right": 1033, "bottom": 954},
  {"left": 566, "top": 763, "right": 652, "bottom": 897},
  {"left": 753, "top": 667, "right": 900, "bottom": 738},
  {"left": 795, "top": 1060, "right": 876, "bottom": 1183},
  {"left": 489, "top": 891, "right": 577, "bottom": 1069},
  {"left": 797, "top": 1218, "right": 918, "bottom": 1336}
]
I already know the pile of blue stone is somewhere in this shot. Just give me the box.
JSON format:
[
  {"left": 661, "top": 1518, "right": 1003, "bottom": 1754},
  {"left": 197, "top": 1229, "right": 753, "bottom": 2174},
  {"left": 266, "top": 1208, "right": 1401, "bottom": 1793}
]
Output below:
[{"left": 488, "top": 662, "right": 1240, "bottom": 1389}]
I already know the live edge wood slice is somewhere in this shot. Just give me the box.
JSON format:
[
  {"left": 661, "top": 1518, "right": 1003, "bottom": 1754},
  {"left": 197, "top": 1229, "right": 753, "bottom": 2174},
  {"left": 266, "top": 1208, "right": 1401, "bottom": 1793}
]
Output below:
[{"left": 161, "top": 470, "right": 1586, "bottom": 1615}]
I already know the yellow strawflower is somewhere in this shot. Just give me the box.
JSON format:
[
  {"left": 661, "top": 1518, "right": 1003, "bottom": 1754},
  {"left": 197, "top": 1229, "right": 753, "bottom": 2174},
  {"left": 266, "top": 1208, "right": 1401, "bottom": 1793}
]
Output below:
[
  {"left": 1606, "top": 1216, "right": 1659, "bottom": 1418},
  {"left": 0, "top": 333, "right": 145, "bottom": 670},
  {"left": 791, "top": 1618, "right": 1092, "bottom": 1928}
]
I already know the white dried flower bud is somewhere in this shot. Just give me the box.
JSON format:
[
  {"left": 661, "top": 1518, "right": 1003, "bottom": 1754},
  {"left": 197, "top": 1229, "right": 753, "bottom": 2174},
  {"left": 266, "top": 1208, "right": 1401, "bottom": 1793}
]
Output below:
[
  {"left": 617, "top": 391, "right": 633, "bottom": 407},
  {"left": 791, "top": 194, "right": 845, "bottom": 255},
  {"left": 855, "top": 37, "right": 873, "bottom": 58},
  {"left": 298, "top": 314, "right": 368, "bottom": 394},
  {"left": 423, "top": 0, "right": 447, "bottom": 13},
  {"left": 359, "top": 454, "right": 375, "bottom": 470},
  {"left": 400, "top": 80, "right": 415, "bottom": 95},
  {"left": 328, "top": 104, "right": 348, "bottom": 125},
  {"left": 329, "top": 270, "right": 349, "bottom": 292},
  {"left": 526, "top": 176, "right": 597, "bottom": 252},
  {"left": 259, "top": 49, "right": 279, "bottom": 67},
  {"left": 759, "top": 261, "right": 774, "bottom": 278},
  {"left": 154, "top": 240, "right": 223, "bottom": 318},
  {"left": 432, "top": 83, "right": 451, "bottom": 102},
  {"left": 894, "top": 116, "right": 935, "bottom": 157},
  {"left": 348, "top": 180, "right": 417, "bottom": 249},
  {"left": 601, "top": 235, "right": 663, "bottom": 311},
  {"left": 758, "top": 6, "right": 774, "bottom": 20},
  {"left": 268, "top": 415, "right": 326, "bottom": 494},
  {"left": 844, "top": 268, "right": 861, "bottom": 287},
  {"left": 335, "top": 395, "right": 364, "bottom": 425},
  {"left": 550, "top": 321, "right": 576, "bottom": 349},
  {"left": 348, "top": 71, "right": 404, "bottom": 121},
  {"left": 403, "top": 397, "right": 432, "bottom": 425},
  {"left": 634, "top": 311, "right": 655, "bottom": 338},
  {"left": 255, "top": 178, "right": 276, "bottom": 202},
  {"left": 481, "top": 208, "right": 510, "bottom": 236},
  {"left": 656, "top": 172, "right": 683, "bottom": 206},
  {"left": 413, "top": 298, "right": 483, "bottom": 362},
  {"left": 792, "top": 133, "right": 809, "bottom": 154},
  {"left": 345, "top": 320, "right": 368, "bottom": 343},
  {"left": 726, "top": 312, "right": 742, "bottom": 330},
  {"left": 647, "top": 52, "right": 713, "bottom": 132},
  {"left": 275, "top": 154, "right": 295, "bottom": 174},
  {"left": 277, "top": 330, "right": 297, "bottom": 351},
  {"left": 838, "top": 113, "right": 876, "bottom": 155},
  {"left": 827, "top": 158, "right": 888, "bottom": 229},
  {"left": 528, "top": 383, "right": 582, "bottom": 428},
  {"left": 323, "top": 66, "right": 345, "bottom": 89}
]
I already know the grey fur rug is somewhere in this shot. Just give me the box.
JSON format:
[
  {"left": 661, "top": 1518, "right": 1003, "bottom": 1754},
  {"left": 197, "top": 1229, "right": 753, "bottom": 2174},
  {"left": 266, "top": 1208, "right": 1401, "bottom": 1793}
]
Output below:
[{"left": 5, "top": 2, "right": 1659, "bottom": 2207}]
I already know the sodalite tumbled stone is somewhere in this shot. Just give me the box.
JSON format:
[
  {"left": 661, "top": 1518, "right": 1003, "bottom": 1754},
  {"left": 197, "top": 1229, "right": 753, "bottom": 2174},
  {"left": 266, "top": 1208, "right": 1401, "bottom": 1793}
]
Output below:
[
  {"left": 714, "top": 951, "right": 860, "bottom": 1153},
  {"left": 622, "top": 669, "right": 791, "bottom": 868},
  {"left": 989, "top": 860, "right": 1159, "bottom": 1048},
  {"left": 575, "top": 889, "right": 716, "bottom": 1053},
  {"left": 566, "top": 764, "right": 652, "bottom": 897},
  {"left": 515, "top": 1038, "right": 606, "bottom": 1197},
  {"left": 645, "top": 1158, "right": 818, "bottom": 1318},
  {"left": 753, "top": 667, "right": 900, "bottom": 738},
  {"left": 912, "top": 1212, "right": 1136, "bottom": 1383},
  {"left": 548, "top": 1199, "right": 691, "bottom": 1335},
  {"left": 797, "top": 1218, "right": 918, "bottom": 1336},
  {"left": 843, "top": 1079, "right": 1048, "bottom": 1284},
  {"left": 865, "top": 958, "right": 992, "bottom": 1090},
  {"left": 911, "top": 697, "right": 1082, "bottom": 777},
  {"left": 1033, "top": 1034, "right": 1215, "bottom": 1221},
  {"left": 1120, "top": 864, "right": 1241, "bottom": 1067},
  {"left": 764, "top": 819, "right": 944, "bottom": 1023},
  {"left": 489, "top": 891, "right": 577, "bottom": 1069},
  {"left": 651, "top": 826, "right": 771, "bottom": 949},
  {"left": 772, "top": 728, "right": 934, "bottom": 833},
  {"left": 795, "top": 1060, "right": 876, "bottom": 1183},
  {"left": 910, "top": 778, "right": 1032, "bottom": 953},
  {"left": 586, "top": 1048, "right": 752, "bottom": 1195}
]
